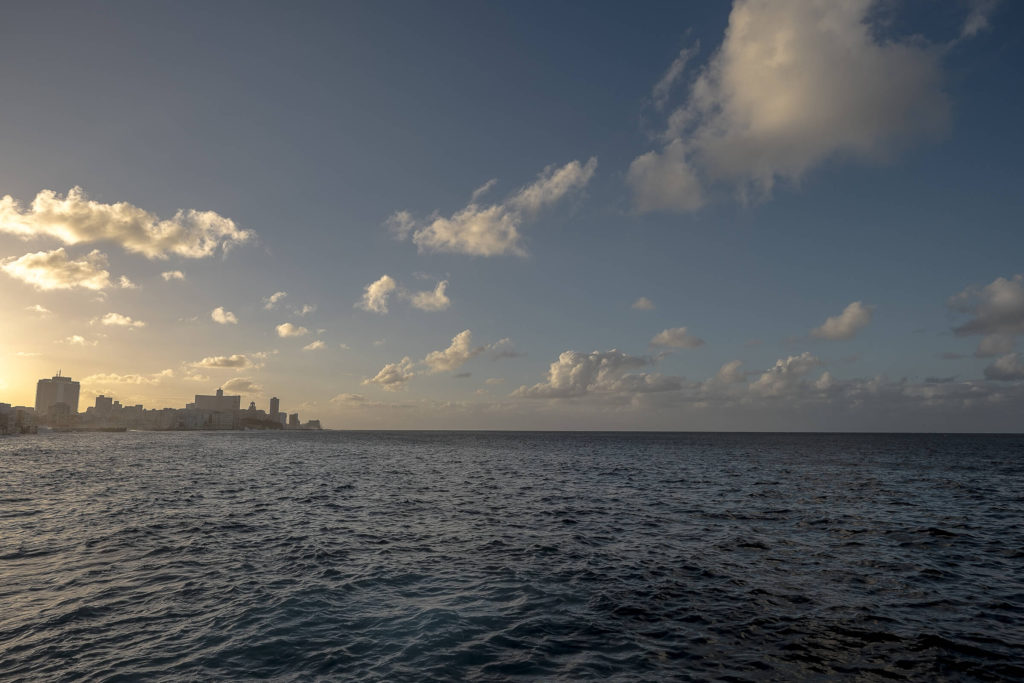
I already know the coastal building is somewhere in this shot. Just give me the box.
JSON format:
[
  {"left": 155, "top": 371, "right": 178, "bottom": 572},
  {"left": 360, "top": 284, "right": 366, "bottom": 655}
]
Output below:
[
  {"left": 192, "top": 388, "right": 241, "bottom": 413},
  {"left": 35, "top": 371, "right": 80, "bottom": 416},
  {"left": 270, "top": 397, "right": 280, "bottom": 421}
]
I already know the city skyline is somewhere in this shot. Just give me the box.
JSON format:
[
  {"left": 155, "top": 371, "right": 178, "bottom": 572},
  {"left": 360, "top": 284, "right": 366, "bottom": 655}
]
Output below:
[{"left": 2, "top": 1, "right": 1023, "bottom": 430}]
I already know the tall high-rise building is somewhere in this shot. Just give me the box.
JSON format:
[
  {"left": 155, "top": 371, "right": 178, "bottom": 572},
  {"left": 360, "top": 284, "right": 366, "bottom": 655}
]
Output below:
[
  {"left": 269, "top": 397, "right": 280, "bottom": 419},
  {"left": 35, "top": 371, "right": 80, "bottom": 416}
]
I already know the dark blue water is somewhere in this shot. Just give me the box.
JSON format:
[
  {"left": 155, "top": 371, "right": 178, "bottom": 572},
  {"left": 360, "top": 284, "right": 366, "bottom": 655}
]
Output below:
[{"left": 1, "top": 432, "right": 1022, "bottom": 681}]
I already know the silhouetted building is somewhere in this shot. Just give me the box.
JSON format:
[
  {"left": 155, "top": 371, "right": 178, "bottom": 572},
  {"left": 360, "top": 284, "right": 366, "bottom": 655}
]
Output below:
[
  {"left": 35, "top": 371, "right": 80, "bottom": 416},
  {"left": 288, "top": 413, "right": 299, "bottom": 427},
  {"left": 269, "top": 396, "right": 280, "bottom": 420},
  {"left": 95, "top": 395, "right": 113, "bottom": 414},
  {"left": 192, "top": 388, "right": 241, "bottom": 413}
]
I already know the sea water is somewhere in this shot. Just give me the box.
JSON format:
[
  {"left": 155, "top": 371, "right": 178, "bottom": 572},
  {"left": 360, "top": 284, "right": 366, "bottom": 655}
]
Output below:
[{"left": 1, "top": 431, "right": 1022, "bottom": 680}]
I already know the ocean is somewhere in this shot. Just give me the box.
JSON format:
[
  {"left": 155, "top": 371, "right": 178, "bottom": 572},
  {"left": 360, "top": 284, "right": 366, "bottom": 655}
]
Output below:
[{"left": 1, "top": 431, "right": 1021, "bottom": 681}]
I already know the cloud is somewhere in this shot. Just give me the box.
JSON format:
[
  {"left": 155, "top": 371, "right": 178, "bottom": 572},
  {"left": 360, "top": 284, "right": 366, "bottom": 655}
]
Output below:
[
  {"left": 98, "top": 312, "right": 145, "bottom": 328},
  {"left": 714, "top": 360, "right": 746, "bottom": 384},
  {"left": 453, "top": 372, "right": 472, "bottom": 379},
  {"left": 118, "top": 275, "right": 138, "bottom": 289},
  {"left": 961, "top": 0, "right": 999, "bottom": 39},
  {"left": 191, "top": 353, "right": 256, "bottom": 369},
  {"left": 263, "top": 291, "right": 288, "bottom": 309},
  {"left": 0, "top": 187, "right": 253, "bottom": 259},
  {"left": 423, "top": 330, "right": 486, "bottom": 373},
  {"left": 303, "top": 340, "right": 326, "bottom": 351},
  {"left": 211, "top": 307, "right": 238, "bottom": 325},
  {"left": 949, "top": 274, "right": 1024, "bottom": 356},
  {"left": 363, "top": 357, "right": 416, "bottom": 391},
  {"left": 652, "top": 44, "right": 699, "bottom": 110},
  {"left": 984, "top": 353, "right": 1024, "bottom": 381},
  {"left": 651, "top": 327, "right": 705, "bottom": 349},
  {"left": 276, "top": 322, "right": 309, "bottom": 337},
  {"left": 514, "top": 349, "right": 681, "bottom": 398},
  {"left": 408, "top": 280, "right": 451, "bottom": 312},
  {"left": 394, "top": 157, "right": 597, "bottom": 256},
  {"left": 295, "top": 304, "right": 316, "bottom": 316},
  {"left": 83, "top": 369, "right": 173, "bottom": 385},
  {"left": 26, "top": 304, "right": 51, "bottom": 315},
  {"left": 161, "top": 270, "right": 185, "bottom": 281},
  {"left": 811, "top": 301, "right": 873, "bottom": 340},
  {"left": 632, "top": 297, "right": 655, "bottom": 311},
  {"left": 485, "top": 377, "right": 505, "bottom": 385},
  {"left": 630, "top": 0, "right": 950, "bottom": 211},
  {"left": 1, "top": 248, "right": 114, "bottom": 290},
  {"left": 470, "top": 178, "right": 498, "bottom": 203},
  {"left": 750, "top": 352, "right": 821, "bottom": 396},
  {"left": 491, "top": 338, "right": 526, "bottom": 360},
  {"left": 222, "top": 377, "right": 263, "bottom": 394},
  {"left": 356, "top": 275, "right": 397, "bottom": 314},
  {"left": 15, "top": 352, "right": 40, "bottom": 357},
  {"left": 62, "top": 335, "right": 97, "bottom": 346}
]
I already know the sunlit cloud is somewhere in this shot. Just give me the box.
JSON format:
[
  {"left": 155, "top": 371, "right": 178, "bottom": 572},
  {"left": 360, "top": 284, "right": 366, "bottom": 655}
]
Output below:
[
  {"left": 408, "top": 280, "right": 451, "bottom": 312},
  {"left": 356, "top": 275, "right": 397, "bottom": 314},
  {"left": 423, "top": 330, "right": 485, "bottom": 373},
  {"left": 118, "top": 275, "right": 139, "bottom": 289},
  {"left": 276, "top": 322, "right": 309, "bottom": 337},
  {"left": 211, "top": 306, "right": 239, "bottom": 325},
  {"left": 811, "top": 301, "right": 873, "bottom": 341},
  {"left": 514, "top": 349, "right": 679, "bottom": 398},
  {"left": 629, "top": 0, "right": 951, "bottom": 211},
  {"left": 263, "top": 291, "right": 287, "bottom": 309},
  {"left": 222, "top": 377, "right": 263, "bottom": 394},
  {"left": 161, "top": 270, "right": 185, "bottom": 281},
  {"left": 651, "top": 327, "right": 705, "bottom": 349},
  {"left": 83, "top": 369, "right": 173, "bottom": 385},
  {"left": 984, "top": 353, "right": 1024, "bottom": 381},
  {"left": 1, "top": 248, "right": 114, "bottom": 290},
  {"left": 363, "top": 357, "right": 416, "bottom": 391},
  {"left": 62, "top": 335, "right": 98, "bottom": 346},
  {"left": 390, "top": 157, "right": 597, "bottom": 256},
  {"left": 303, "top": 340, "right": 326, "bottom": 351},
  {"left": 97, "top": 312, "right": 145, "bottom": 328},
  {"left": 948, "top": 274, "right": 1024, "bottom": 357},
  {"left": 190, "top": 353, "right": 257, "bottom": 369},
  {"left": 0, "top": 187, "right": 253, "bottom": 259},
  {"left": 295, "top": 304, "right": 316, "bottom": 316},
  {"left": 26, "top": 304, "right": 52, "bottom": 315}
]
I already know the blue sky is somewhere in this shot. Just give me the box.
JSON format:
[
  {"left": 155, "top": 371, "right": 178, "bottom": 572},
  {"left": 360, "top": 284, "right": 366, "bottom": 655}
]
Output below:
[{"left": 2, "top": 0, "right": 1022, "bottom": 430}]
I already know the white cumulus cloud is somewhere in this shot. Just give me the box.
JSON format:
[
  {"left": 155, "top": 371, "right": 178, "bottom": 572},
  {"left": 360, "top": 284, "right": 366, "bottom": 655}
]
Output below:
[
  {"left": 651, "top": 327, "right": 705, "bottom": 349},
  {"left": 514, "top": 349, "right": 681, "bottom": 398},
  {"left": 263, "top": 291, "right": 287, "bottom": 309},
  {"left": 423, "top": 330, "right": 485, "bottom": 373},
  {"left": 392, "top": 157, "right": 596, "bottom": 257},
  {"left": 161, "top": 270, "right": 185, "bottom": 281},
  {"left": 0, "top": 187, "right": 253, "bottom": 259},
  {"left": 303, "top": 340, "right": 326, "bottom": 351},
  {"left": 949, "top": 274, "right": 1024, "bottom": 357},
  {"left": 811, "top": 301, "right": 873, "bottom": 340},
  {"left": 356, "top": 275, "right": 398, "bottom": 314},
  {"left": 276, "top": 322, "right": 309, "bottom": 337},
  {"left": 1, "top": 248, "right": 114, "bottom": 290},
  {"left": 211, "top": 307, "right": 238, "bottom": 325},
  {"left": 408, "top": 280, "right": 451, "bottom": 312},
  {"left": 632, "top": 297, "right": 655, "bottom": 311},
  {"left": 363, "top": 357, "right": 416, "bottom": 391},
  {"left": 750, "top": 352, "right": 821, "bottom": 397},
  {"left": 98, "top": 312, "right": 145, "bottom": 328},
  {"left": 629, "top": 0, "right": 950, "bottom": 211}
]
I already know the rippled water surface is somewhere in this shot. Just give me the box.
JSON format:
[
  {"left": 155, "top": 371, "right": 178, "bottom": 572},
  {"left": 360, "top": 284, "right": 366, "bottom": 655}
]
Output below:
[{"left": 1, "top": 431, "right": 1022, "bottom": 681}]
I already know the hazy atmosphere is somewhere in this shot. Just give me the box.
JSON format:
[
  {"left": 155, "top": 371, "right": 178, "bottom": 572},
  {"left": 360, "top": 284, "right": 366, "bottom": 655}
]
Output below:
[{"left": 2, "top": 0, "right": 1022, "bottom": 430}]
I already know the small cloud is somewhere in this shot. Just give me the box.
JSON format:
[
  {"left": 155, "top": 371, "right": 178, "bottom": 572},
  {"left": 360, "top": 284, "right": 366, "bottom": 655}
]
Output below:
[
  {"left": 191, "top": 353, "right": 256, "bottom": 369},
  {"left": 363, "top": 357, "right": 415, "bottom": 391},
  {"left": 83, "top": 369, "right": 173, "bottom": 385},
  {"left": 276, "top": 322, "right": 309, "bottom": 337},
  {"left": 423, "top": 329, "right": 485, "bottom": 373},
  {"left": 161, "top": 270, "right": 185, "bottom": 281},
  {"left": 984, "top": 353, "right": 1024, "bottom": 381},
  {"left": 303, "top": 340, "right": 326, "bottom": 351},
  {"left": 632, "top": 297, "right": 655, "bottom": 311},
  {"left": 373, "top": 338, "right": 386, "bottom": 347},
  {"left": 222, "top": 377, "right": 263, "bottom": 394},
  {"left": 453, "top": 372, "right": 472, "bottom": 378},
  {"left": 211, "top": 306, "right": 238, "bottom": 325},
  {"left": 491, "top": 337, "right": 526, "bottom": 360},
  {"left": 408, "top": 280, "right": 451, "bottom": 312},
  {"left": 97, "top": 312, "right": 145, "bottom": 328},
  {"left": 811, "top": 301, "right": 873, "bottom": 341},
  {"left": 485, "top": 377, "right": 504, "bottom": 385},
  {"left": 339, "top": 343, "right": 350, "bottom": 351},
  {"left": 263, "top": 291, "right": 287, "bottom": 310},
  {"left": 295, "top": 304, "right": 316, "bottom": 316},
  {"left": 470, "top": 178, "right": 499, "bottom": 203},
  {"left": 356, "top": 275, "right": 397, "bottom": 314},
  {"left": 118, "top": 275, "right": 138, "bottom": 289},
  {"left": 651, "top": 327, "right": 705, "bottom": 349},
  {"left": 62, "top": 335, "right": 97, "bottom": 346},
  {"left": 26, "top": 304, "right": 51, "bottom": 315},
  {"left": 15, "top": 351, "right": 40, "bottom": 357}
]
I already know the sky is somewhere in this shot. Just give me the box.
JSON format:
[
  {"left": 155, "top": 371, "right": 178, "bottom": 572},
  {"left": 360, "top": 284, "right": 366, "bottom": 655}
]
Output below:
[{"left": 1, "top": 0, "right": 1023, "bottom": 431}]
